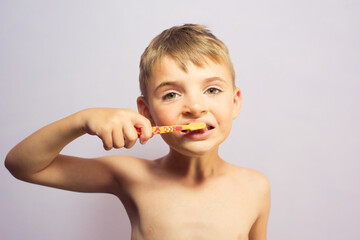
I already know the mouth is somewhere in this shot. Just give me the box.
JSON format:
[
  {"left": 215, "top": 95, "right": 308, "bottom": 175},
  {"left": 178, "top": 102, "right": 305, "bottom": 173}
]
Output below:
[{"left": 181, "top": 124, "right": 215, "bottom": 134}]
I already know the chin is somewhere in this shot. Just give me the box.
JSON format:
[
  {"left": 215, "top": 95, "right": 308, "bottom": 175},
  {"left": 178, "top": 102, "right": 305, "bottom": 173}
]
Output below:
[{"left": 168, "top": 139, "right": 221, "bottom": 157}]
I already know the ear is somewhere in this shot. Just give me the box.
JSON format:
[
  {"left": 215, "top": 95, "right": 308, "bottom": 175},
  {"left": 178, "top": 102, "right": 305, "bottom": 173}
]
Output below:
[
  {"left": 232, "top": 87, "right": 242, "bottom": 120},
  {"left": 137, "top": 96, "right": 155, "bottom": 125}
]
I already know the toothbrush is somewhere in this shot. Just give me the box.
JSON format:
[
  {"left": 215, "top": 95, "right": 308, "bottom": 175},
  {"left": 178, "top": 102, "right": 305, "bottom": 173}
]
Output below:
[{"left": 137, "top": 123, "right": 206, "bottom": 136}]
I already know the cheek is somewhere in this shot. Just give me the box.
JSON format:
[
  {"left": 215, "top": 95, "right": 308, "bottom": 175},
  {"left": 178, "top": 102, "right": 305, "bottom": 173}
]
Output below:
[
  {"left": 150, "top": 104, "right": 178, "bottom": 126},
  {"left": 212, "top": 100, "right": 235, "bottom": 136},
  {"left": 211, "top": 97, "right": 234, "bottom": 119}
]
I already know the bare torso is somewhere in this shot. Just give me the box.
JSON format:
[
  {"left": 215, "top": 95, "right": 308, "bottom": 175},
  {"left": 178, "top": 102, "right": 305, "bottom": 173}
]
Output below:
[{"left": 113, "top": 157, "right": 264, "bottom": 240}]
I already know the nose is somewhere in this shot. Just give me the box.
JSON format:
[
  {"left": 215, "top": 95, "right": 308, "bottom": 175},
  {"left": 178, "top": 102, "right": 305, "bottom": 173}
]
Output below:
[{"left": 182, "top": 93, "right": 208, "bottom": 117}]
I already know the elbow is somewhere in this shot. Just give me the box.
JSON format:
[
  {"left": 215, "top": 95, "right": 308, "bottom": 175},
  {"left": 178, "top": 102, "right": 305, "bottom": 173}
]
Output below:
[
  {"left": 4, "top": 151, "right": 24, "bottom": 180},
  {"left": 4, "top": 151, "right": 15, "bottom": 173},
  {"left": 5, "top": 150, "right": 41, "bottom": 183}
]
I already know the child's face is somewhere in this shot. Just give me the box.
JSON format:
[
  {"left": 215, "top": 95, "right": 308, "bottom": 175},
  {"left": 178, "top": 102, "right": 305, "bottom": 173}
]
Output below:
[{"left": 138, "top": 55, "right": 242, "bottom": 156}]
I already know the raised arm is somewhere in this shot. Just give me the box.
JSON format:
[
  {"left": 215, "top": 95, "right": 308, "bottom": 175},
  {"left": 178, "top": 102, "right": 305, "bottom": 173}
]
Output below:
[{"left": 4, "top": 108, "right": 153, "bottom": 194}]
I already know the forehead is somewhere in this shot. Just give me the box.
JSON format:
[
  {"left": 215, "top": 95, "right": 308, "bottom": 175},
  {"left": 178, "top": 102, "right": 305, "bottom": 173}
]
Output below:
[{"left": 148, "top": 55, "right": 233, "bottom": 88}]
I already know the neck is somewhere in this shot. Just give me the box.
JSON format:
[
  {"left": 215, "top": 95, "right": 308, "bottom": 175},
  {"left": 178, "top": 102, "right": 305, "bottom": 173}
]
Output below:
[{"left": 159, "top": 147, "right": 226, "bottom": 185}]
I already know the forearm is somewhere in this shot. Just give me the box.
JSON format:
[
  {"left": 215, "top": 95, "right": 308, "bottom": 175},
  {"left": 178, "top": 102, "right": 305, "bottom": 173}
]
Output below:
[{"left": 5, "top": 111, "right": 86, "bottom": 178}]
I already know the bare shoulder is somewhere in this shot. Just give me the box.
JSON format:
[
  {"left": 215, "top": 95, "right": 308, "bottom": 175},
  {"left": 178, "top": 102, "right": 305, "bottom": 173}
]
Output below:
[{"left": 226, "top": 163, "right": 270, "bottom": 195}]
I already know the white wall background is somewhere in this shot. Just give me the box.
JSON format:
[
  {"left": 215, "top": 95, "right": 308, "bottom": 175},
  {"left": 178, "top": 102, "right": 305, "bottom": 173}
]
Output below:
[{"left": 1, "top": 0, "right": 359, "bottom": 239}]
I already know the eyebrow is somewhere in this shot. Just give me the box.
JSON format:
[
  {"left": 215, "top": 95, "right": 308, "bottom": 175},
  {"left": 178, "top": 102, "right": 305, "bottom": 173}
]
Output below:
[
  {"left": 154, "top": 81, "right": 180, "bottom": 93},
  {"left": 203, "top": 77, "right": 227, "bottom": 85}
]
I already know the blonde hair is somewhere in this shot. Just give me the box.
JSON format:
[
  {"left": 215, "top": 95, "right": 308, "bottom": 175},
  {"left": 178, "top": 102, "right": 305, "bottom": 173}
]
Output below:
[{"left": 139, "top": 24, "right": 235, "bottom": 97}]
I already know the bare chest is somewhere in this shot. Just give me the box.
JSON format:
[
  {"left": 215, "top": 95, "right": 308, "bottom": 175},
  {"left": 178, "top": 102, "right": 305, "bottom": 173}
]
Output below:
[{"left": 125, "top": 179, "right": 257, "bottom": 240}]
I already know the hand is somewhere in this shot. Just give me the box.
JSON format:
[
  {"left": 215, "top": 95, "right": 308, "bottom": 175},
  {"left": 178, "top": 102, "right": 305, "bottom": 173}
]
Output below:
[{"left": 80, "top": 108, "right": 153, "bottom": 150}]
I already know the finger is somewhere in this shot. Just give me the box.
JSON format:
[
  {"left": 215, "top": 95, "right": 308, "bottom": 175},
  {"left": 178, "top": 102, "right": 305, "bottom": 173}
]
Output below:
[
  {"left": 112, "top": 127, "right": 125, "bottom": 149},
  {"left": 139, "top": 128, "right": 152, "bottom": 145},
  {"left": 98, "top": 129, "right": 113, "bottom": 151},
  {"left": 122, "top": 122, "right": 138, "bottom": 149},
  {"left": 132, "top": 116, "right": 153, "bottom": 144}
]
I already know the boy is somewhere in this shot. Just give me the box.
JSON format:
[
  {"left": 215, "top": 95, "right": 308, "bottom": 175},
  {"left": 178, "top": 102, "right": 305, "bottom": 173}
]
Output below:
[{"left": 5, "top": 24, "right": 270, "bottom": 239}]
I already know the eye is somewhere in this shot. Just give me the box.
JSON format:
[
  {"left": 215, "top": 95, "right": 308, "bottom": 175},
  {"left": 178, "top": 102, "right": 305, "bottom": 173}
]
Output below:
[
  {"left": 162, "top": 92, "right": 180, "bottom": 100},
  {"left": 205, "top": 87, "right": 221, "bottom": 95}
]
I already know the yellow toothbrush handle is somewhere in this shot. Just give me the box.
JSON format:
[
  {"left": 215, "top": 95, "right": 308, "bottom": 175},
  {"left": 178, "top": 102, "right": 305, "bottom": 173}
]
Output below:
[
  {"left": 136, "top": 125, "right": 184, "bottom": 136},
  {"left": 151, "top": 125, "right": 183, "bottom": 135},
  {"left": 136, "top": 123, "right": 205, "bottom": 137}
]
